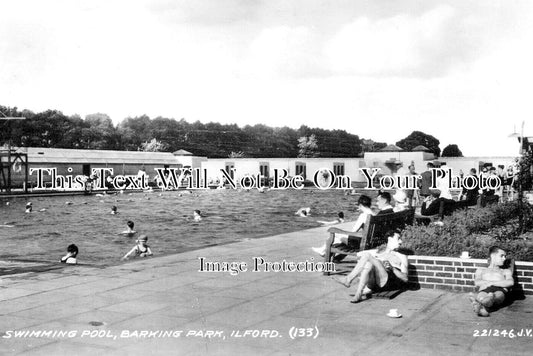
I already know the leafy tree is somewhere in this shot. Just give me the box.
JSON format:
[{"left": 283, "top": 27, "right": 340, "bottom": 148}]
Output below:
[
  {"left": 516, "top": 149, "right": 533, "bottom": 233},
  {"left": 117, "top": 115, "right": 152, "bottom": 150},
  {"left": 396, "top": 131, "right": 441, "bottom": 157},
  {"left": 140, "top": 138, "right": 167, "bottom": 152},
  {"left": 361, "top": 139, "right": 387, "bottom": 152},
  {"left": 1, "top": 104, "right": 372, "bottom": 158},
  {"left": 297, "top": 134, "right": 319, "bottom": 158},
  {"left": 442, "top": 144, "right": 463, "bottom": 157},
  {"left": 228, "top": 151, "right": 245, "bottom": 158},
  {"left": 82, "top": 113, "right": 116, "bottom": 149}
]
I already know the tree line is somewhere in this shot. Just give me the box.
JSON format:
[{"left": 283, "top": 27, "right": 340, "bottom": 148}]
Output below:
[{"left": 1, "top": 105, "right": 461, "bottom": 158}]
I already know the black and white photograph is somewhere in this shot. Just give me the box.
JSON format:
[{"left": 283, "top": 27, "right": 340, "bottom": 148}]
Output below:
[{"left": 1, "top": 1, "right": 533, "bottom": 355}]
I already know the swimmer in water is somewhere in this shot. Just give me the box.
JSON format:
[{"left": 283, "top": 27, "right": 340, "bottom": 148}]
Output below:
[
  {"left": 193, "top": 210, "right": 202, "bottom": 222},
  {"left": 25, "top": 202, "right": 32, "bottom": 213},
  {"left": 317, "top": 212, "right": 345, "bottom": 225},
  {"left": 120, "top": 220, "right": 137, "bottom": 236},
  {"left": 111, "top": 206, "right": 118, "bottom": 215},
  {"left": 60, "top": 244, "right": 78, "bottom": 264},
  {"left": 121, "top": 235, "right": 153, "bottom": 260},
  {"left": 296, "top": 207, "right": 311, "bottom": 217}
]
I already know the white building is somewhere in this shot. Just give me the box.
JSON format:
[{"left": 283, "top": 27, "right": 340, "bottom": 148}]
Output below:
[{"left": 200, "top": 157, "right": 366, "bottom": 187}]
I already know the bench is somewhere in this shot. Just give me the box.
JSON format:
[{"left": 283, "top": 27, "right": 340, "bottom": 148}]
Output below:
[
  {"left": 323, "top": 208, "right": 415, "bottom": 275},
  {"left": 415, "top": 197, "right": 479, "bottom": 224}
]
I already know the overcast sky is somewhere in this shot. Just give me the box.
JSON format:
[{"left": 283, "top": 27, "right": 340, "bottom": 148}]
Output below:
[{"left": 1, "top": 0, "right": 531, "bottom": 156}]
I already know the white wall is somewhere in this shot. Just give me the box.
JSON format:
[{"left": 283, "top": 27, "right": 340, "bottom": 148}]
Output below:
[{"left": 201, "top": 158, "right": 365, "bottom": 186}]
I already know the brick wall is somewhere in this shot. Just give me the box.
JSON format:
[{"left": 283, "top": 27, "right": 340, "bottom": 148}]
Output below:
[{"left": 407, "top": 256, "right": 533, "bottom": 295}]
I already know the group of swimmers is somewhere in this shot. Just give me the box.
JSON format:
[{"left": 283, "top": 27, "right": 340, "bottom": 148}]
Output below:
[
  {"left": 57, "top": 218, "right": 153, "bottom": 264},
  {"left": 18, "top": 195, "right": 207, "bottom": 265}
]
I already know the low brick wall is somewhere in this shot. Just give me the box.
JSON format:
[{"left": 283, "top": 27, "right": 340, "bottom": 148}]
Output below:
[{"left": 407, "top": 256, "right": 533, "bottom": 295}]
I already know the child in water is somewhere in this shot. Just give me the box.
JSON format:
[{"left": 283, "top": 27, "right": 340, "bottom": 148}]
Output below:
[
  {"left": 296, "top": 207, "right": 311, "bottom": 217},
  {"left": 121, "top": 235, "right": 153, "bottom": 260},
  {"left": 111, "top": 206, "right": 118, "bottom": 215},
  {"left": 193, "top": 210, "right": 202, "bottom": 222},
  {"left": 60, "top": 244, "right": 78, "bottom": 264},
  {"left": 25, "top": 202, "right": 32, "bottom": 213},
  {"left": 120, "top": 221, "right": 136, "bottom": 236},
  {"left": 317, "top": 212, "right": 345, "bottom": 225}
]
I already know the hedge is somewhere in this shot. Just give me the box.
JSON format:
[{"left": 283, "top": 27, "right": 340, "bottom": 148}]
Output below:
[{"left": 401, "top": 201, "right": 533, "bottom": 262}]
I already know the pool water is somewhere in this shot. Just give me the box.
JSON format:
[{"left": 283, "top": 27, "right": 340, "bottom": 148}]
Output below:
[{"left": 0, "top": 189, "right": 365, "bottom": 270}]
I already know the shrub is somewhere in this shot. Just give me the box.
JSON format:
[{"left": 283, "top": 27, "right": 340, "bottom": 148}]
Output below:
[{"left": 402, "top": 201, "right": 533, "bottom": 261}]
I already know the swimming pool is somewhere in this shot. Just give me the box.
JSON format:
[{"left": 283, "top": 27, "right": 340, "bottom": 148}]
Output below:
[{"left": 0, "top": 189, "right": 365, "bottom": 271}]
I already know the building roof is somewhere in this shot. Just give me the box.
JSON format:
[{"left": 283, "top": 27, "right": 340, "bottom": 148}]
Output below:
[
  {"left": 20, "top": 147, "right": 179, "bottom": 165},
  {"left": 380, "top": 144, "right": 403, "bottom": 152},
  {"left": 412, "top": 145, "right": 430, "bottom": 152},
  {"left": 173, "top": 149, "right": 193, "bottom": 156}
]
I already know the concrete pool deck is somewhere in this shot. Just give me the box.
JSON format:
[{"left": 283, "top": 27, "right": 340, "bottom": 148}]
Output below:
[{"left": 1, "top": 224, "right": 532, "bottom": 355}]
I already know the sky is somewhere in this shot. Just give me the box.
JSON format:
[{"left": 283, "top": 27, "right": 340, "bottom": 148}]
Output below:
[{"left": 1, "top": 0, "right": 532, "bottom": 157}]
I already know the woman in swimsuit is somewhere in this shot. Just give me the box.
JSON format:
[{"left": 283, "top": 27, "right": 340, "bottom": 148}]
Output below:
[{"left": 121, "top": 235, "right": 153, "bottom": 260}]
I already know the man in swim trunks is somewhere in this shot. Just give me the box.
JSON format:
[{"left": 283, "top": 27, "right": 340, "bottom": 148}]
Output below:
[
  {"left": 332, "top": 229, "right": 408, "bottom": 303},
  {"left": 469, "top": 246, "right": 514, "bottom": 317}
]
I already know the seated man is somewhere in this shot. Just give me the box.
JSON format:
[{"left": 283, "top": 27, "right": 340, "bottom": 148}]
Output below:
[
  {"left": 420, "top": 191, "right": 455, "bottom": 217},
  {"left": 375, "top": 191, "right": 394, "bottom": 215},
  {"left": 469, "top": 246, "right": 514, "bottom": 317},
  {"left": 312, "top": 196, "right": 373, "bottom": 257},
  {"left": 332, "top": 229, "right": 408, "bottom": 303}
]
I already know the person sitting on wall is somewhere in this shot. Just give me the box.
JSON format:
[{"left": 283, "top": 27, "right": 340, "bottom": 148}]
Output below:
[
  {"left": 469, "top": 246, "right": 514, "bottom": 317},
  {"left": 332, "top": 229, "right": 409, "bottom": 303}
]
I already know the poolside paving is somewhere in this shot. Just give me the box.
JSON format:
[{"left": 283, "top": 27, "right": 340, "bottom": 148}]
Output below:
[{"left": 1, "top": 222, "right": 532, "bottom": 355}]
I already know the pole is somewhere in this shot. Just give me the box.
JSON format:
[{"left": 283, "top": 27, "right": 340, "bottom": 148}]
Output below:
[
  {"left": 7, "top": 142, "right": 11, "bottom": 193},
  {"left": 0, "top": 111, "right": 27, "bottom": 193}
]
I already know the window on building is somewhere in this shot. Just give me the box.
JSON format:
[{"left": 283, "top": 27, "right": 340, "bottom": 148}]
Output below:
[
  {"left": 295, "top": 162, "right": 306, "bottom": 180},
  {"left": 259, "top": 163, "right": 269, "bottom": 178},
  {"left": 225, "top": 163, "right": 235, "bottom": 180},
  {"left": 83, "top": 164, "right": 91, "bottom": 176},
  {"left": 333, "top": 162, "right": 345, "bottom": 176}
]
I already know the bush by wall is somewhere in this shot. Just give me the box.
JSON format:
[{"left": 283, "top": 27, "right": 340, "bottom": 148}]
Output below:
[{"left": 402, "top": 201, "right": 533, "bottom": 261}]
